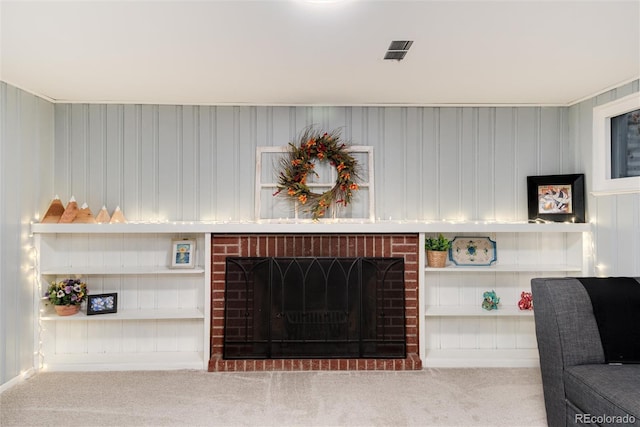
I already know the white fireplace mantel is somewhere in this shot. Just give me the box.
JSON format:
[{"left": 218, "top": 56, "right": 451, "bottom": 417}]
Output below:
[{"left": 31, "top": 220, "right": 591, "bottom": 234}]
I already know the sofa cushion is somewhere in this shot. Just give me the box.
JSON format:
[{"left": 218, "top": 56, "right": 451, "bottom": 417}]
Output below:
[
  {"left": 533, "top": 278, "right": 605, "bottom": 367},
  {"left": 578, "top": 277, "right": 640, "bottom": 363},
  {"left": 565, "top": 364, "right": 640, "bottom": 425}
]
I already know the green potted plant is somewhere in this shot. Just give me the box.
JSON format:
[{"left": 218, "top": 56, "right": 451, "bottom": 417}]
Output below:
[
  {"left": 45, "top": 278, "right": 88, "bottom": 316},
  {"left": 425, "top": 234, "right": 452, "bottom": 268}
]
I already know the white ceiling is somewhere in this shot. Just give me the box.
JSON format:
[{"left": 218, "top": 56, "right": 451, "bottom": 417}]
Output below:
[{"left": 1, "top": 0, "right": 639, "bottom": 106}]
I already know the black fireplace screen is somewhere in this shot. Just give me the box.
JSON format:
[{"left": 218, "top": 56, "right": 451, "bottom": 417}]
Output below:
[{"left": 223, "top": 257, "right": 406, "bottom": 359}]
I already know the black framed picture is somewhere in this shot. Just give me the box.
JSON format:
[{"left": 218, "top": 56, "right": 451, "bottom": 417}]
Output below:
[
  {"left": 527, "top": 174, "right": 585, "bottom": 223},
  {"left": 87, "top": 293, "right": 118, "bottom": 315}
]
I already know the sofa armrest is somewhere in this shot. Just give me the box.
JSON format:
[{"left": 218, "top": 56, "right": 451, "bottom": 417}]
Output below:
[{"left": 531, "top": 277, "right": 605, "bottom": 427}]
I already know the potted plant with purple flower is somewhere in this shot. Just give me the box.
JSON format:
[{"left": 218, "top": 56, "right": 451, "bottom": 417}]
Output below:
[{"left": 45, "top": 278, "right": 88, "bottom": 316}]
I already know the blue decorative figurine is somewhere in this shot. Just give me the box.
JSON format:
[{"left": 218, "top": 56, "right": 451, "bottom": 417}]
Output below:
[{"left": 482, "top": 290, "right": 500, "bottom": 311}]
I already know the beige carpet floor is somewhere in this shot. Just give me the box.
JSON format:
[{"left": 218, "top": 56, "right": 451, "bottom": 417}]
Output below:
[{"left": 0, "top": 368, "right": 547, "bottom": 427}]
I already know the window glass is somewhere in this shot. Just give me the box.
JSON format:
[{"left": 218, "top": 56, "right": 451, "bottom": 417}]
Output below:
[{"left": 610, "top": 109, "right": 640, "bottom": 179}]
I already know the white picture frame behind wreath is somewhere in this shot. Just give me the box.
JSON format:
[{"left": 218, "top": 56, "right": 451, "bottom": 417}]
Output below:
[
  {"left": 255, "top": 145, "right": 375, "bottom": 221},
  {"left": 170, "top": 239, "right": 196, "bottom": 268}
]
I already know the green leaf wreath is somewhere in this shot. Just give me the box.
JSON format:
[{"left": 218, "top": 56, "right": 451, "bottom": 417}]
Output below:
[{"left": 273, "top": 128, "right": 360, "bottom": 220}]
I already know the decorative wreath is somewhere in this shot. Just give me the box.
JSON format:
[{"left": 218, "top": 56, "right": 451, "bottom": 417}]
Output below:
[{"left": 274, "top": 128, "right": 360, "bottom": 220}]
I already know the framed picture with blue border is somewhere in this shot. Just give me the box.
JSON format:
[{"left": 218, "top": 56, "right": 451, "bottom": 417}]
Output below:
[
  {"left": 87, "top": 293, "right": 118, "bottom": 315},
  {"left": 170, "top": 238, "right": 196, "bottom": 269}
]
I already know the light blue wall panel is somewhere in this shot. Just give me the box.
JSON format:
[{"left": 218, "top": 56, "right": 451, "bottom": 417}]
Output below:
[
  {"left": 158, "top": 105, "right": 179, "bottom": 221},
  {"left": 122, "top": 105, "right": 140, "bottom": 218},
  {"left": 615, "top": 194, "right": 640, "bottom": 274},
  {"left": 53, "top": 103, "right": 573, "bottom": 223},
  {"left": 214, "top": 107, "right": 237, "bottom": 221},
  {"left": 382, "top": 108, "right": 406, "bottom": 219},
  {"left": 459, "top": 108, "right": 477, "bottom": 220},
  {"left": 476, "top": 108, "right": 496, "bottom": 219},
  {"left": 404, "top": 108, "right": 422, "bottom": 219},
  {"left": 198, "top": 107, "right": 216, "bottom": 219},
  {"left": 0, "top": 82, "right": 54, "bottom": 387},
  {"left": 420, "top": 108, "right": 440, "bottom": 219},
  {"left": 539, "top": 107, "right": 565, "bottom": 175},
  {"left": 571, "top": 79, "right": 640, "bottom": 277},
  {"left": 105, "top": 105, "right": 124, "bottom": 213},
  {"left": 438, "top": 108, "right": 461, "bottom": 220},
  {"left": 493, "top": 108, "right": 517, "bottom": 220}
]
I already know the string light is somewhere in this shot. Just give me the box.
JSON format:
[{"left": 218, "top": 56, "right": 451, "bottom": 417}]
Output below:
[{"left": 31, "top": 235, "right": 45, "bottom": 371}]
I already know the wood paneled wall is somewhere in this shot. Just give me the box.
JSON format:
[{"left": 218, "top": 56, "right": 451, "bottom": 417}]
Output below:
[
  {"left": 0, "top": 82, "right": 54, "bottom": 386},
  {"left": 570, "top": 79, "right": 640, "bottom": 277},
  {"left": 53, "top": 104, "right": 571, "bottom": 222}
]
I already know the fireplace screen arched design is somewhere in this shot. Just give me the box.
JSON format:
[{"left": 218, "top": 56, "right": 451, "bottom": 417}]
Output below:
[{"left": 223, "top": 257, "right": 406, "bottom": 359}]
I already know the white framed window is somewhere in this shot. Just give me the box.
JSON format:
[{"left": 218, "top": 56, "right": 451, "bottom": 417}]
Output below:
[
  {"left": 255, "top": 146, "right": 374, "bottom": 221},
  {"left": 592, "top": 93, "right": 640, "bottom": 195}
]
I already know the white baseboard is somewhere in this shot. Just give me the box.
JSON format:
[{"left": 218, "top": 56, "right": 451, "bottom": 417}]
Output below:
[{"left": 0, "top": 368, "right": 37, "bottom": 394}]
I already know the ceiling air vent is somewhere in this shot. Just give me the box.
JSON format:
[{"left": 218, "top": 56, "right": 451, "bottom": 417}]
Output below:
[{"left": 384, "top": 40, "right": 413, "bottom": 61}]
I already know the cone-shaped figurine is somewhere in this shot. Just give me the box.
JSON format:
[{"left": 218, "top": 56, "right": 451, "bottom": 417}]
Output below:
[
  {"left": 59, "top": 196, "right": 79, "bottom": 223},
  {"left": 73, "top": 203, "right": 96, "bottom": 223},
  {"left": 41, "top": 195, "right": 65, "bottom": 223},
  {"left": 109, "top": 206, "right": 127, "bottom": 224},
  {"left": 95, "top": 205, "right": 111, "bottom": 223}
]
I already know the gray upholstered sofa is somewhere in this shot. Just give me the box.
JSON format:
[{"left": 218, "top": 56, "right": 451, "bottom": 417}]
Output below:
[{"left": 532, "top": 277, "right": 640, "bottom": 427}]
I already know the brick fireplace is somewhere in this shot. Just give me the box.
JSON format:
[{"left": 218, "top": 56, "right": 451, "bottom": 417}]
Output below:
[{"left": 209, "top": 234, "right": 421, "bottom": 371}]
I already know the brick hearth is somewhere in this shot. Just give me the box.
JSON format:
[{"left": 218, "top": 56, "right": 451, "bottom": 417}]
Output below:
[{"left": 209, "top": 234, "right": 421, "bottom": 371}]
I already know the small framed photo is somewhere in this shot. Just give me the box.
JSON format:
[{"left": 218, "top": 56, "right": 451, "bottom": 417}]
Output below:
[
  {"left": 527, "top": 174, "right": 585, "bottom": 223},
  {"left": 171, "top": 238, "right": 196, "bottom": 268},
  {"left": 87, "top": 293, "right": 118, "bottom": 315}
]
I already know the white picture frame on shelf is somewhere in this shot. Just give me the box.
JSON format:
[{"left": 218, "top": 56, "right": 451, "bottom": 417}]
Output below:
[{"left": 170, "top": 239, "right": 196, "bottom": 268}]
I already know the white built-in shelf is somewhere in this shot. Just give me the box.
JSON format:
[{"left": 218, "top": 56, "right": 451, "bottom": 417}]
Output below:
[
  {"left": 32, "top": 220, "right": 587, "bottom": 371},
  {"left": 41, "top": 352, "right": 205, "bottom": 372},
  {"left": 40, "top": 266, "right": 205, "bottom": 275},
  {"left": 414, "top": 221, "right": 591, "bottom": 233},
  {"left": 425, "top": 264, "right": 583, "bottom": 272},
  {"left": 424, "top": 349, "right": 539, "bottom": 368},
  {"left": 420, "top": 222, "right": 590, "bottom": 369},
  {"left": 34, "top": 230, "right": 211, "bottom": 372},
  {"left": 30, "top": 220, "right": 592, "bottom": 235},
  {"left": 40, "top": 307, "right": 204, "bottom": 321},
  {"left": 32, "top": 223, "right": 209, "bottom": 234},
  {"left": 425, "top": 305, "right": 535, "bottom": 317}
]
